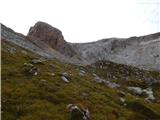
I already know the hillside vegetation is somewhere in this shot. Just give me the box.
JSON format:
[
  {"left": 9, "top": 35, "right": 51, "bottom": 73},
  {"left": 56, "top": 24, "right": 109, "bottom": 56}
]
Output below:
[{"left": 2, "top": 40, "right": 160, "bottom": 120}]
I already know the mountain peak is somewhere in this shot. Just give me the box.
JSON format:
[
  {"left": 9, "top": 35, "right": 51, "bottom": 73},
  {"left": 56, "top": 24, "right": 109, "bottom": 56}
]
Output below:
[
  {"left": 27, "top": 21, "right": 65, "bottom": 49},
  {"left": 27, "top": 21, "right": 76, "bottom": 57}
]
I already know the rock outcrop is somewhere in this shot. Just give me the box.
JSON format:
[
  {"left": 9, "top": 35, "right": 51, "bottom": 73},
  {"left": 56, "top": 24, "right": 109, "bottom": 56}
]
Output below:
[{"left": 27, "top": 21, "right": 76, "bottom": 57}]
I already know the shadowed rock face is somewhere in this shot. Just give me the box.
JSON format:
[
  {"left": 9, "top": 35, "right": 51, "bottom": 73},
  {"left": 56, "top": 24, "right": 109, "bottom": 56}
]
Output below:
[{"left": 27, "top": 21, "right": 76, "bottom": 57}]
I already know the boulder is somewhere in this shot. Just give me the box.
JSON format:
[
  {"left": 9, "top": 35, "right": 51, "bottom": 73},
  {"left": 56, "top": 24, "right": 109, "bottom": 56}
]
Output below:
[
  {"left": 79, "top": 70, "right": 86, "bottom": 76},
  {"left": 70, "top": 106, "right": 85, "bottom": 120},
  {"left": 29, "top": 67, "right": 39, "bottom": 76},
  {"left": 143, "top": 88, "right": 156, "bottom": 102},
  {"left": 23, "top": 63, "right": 39, "bottom": 76},
  {"left": 67, "top": 104, "right": 90, "bottom": 120},
  {"left": 128, "top": 87, "right": 143, "bottom": 95}
]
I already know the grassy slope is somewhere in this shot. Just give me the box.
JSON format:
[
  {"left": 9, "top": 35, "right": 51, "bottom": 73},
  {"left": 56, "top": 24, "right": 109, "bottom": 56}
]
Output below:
[{"left": 2, "top": 40, "right": 160, "bottom": 120}]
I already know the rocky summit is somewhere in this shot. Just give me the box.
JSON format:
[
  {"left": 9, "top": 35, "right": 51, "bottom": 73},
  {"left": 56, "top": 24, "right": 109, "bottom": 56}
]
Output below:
[
  {"left": 27, "top": 21, "right": 76, "bottom": 57},
  {"left": 1, "top": 21, "right": 160, "bottom": 120}
]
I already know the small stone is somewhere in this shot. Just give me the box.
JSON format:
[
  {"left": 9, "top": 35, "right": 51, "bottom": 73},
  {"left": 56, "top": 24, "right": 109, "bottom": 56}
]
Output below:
[
  {"left": 31, "top": 59, "right": 44, "bottom": 64},
  {"left": 24, "top": 63, "right": 33, "bottom": 67},
  {"left": 34, "top": 72, "right": 38, "bottom": 76},
  {"left": 92, "top": 73, "right": 97, "bottom": 77},
  {"left": 61, "top": 76, "right": 69, "bottom": 83},
  {"left": 79, "top": 69, "right": 86, "bottom": 76},
  {"left": 79, "top": 72, "right": 84, "bottom": 76},
  {"left": 80, "top": 70, "right": 86, "bottom": 74},
  {"left": 120, "top": 97, "right": 125, "bottom": 103},
  {"left": 21, "top": 50, "right": 27, "bottom": 55},
  {"left": 50, "top": 73, "right": 55, "bottom": 76}
]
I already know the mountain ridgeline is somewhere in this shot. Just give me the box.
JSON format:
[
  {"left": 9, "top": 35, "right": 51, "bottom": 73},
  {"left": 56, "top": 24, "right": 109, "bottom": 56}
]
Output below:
[{"left": 1, "top": 21, "right": 160, "bottom": 70}]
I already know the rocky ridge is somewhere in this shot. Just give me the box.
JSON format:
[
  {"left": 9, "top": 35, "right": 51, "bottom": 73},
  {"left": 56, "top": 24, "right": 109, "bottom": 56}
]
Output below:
[
  {"left": 1, "top": 22, "right": 160, "bottom": 71},
  {"left": 73, "top": 33, "right": 160, "bottom": 70}
]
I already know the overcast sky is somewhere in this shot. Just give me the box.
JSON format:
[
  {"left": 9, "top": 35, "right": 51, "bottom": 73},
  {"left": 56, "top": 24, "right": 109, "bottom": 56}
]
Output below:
[{"left": 0, "top": 0, "right": 159, "bottom": 43}]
